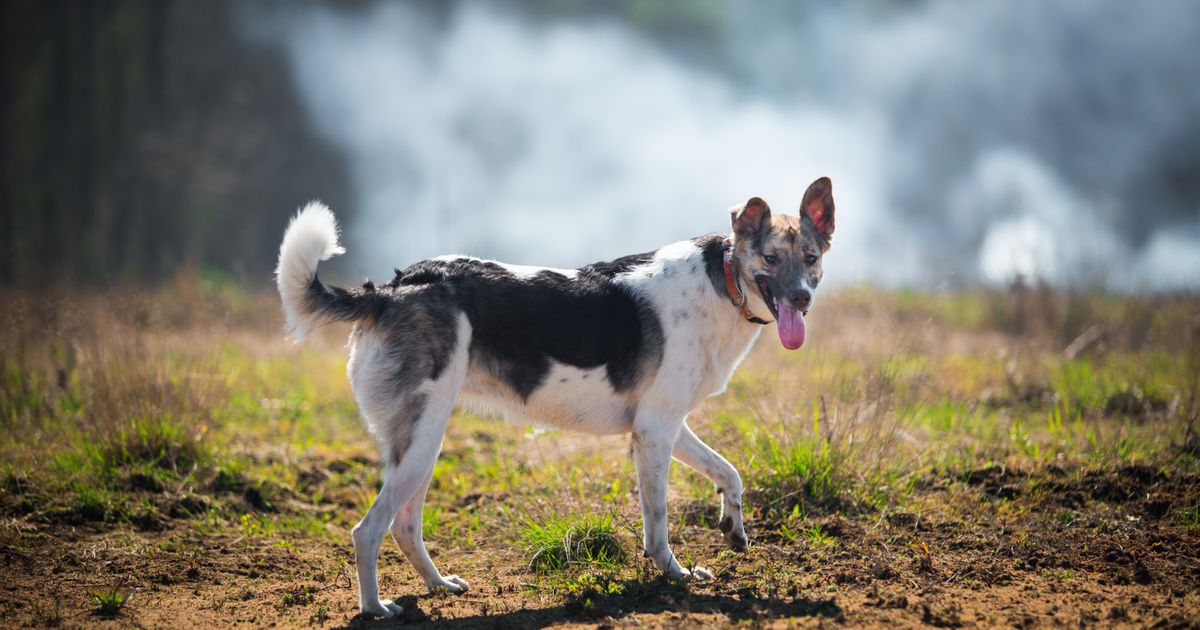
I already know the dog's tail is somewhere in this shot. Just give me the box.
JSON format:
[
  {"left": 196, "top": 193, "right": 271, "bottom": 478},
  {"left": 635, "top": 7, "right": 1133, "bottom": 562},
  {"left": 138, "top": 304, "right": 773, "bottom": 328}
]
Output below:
[{"left": 276, "top": 201, "right": 374, "bottom": 340}]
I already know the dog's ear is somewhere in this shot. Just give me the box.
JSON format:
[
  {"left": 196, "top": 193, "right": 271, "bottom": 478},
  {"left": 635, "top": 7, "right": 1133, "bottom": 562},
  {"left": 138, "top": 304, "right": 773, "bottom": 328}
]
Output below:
[
  {"left": 800, "top": 177, "right": 835, "bottom": 247},
  {"left": 730, "top": 197, "right": 771, "bottom": 239}
]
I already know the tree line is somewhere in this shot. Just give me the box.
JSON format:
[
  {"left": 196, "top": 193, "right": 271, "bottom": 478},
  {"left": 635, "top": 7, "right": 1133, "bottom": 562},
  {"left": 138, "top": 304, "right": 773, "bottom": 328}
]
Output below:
[{"left": 0, "top": 0, "right": 352, "bottom": 288}]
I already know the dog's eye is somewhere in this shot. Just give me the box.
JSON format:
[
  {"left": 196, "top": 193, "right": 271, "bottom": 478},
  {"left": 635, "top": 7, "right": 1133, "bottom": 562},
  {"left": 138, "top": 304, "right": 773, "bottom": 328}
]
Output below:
[
  {"left": 762, "top": 253, "right": 778, "bottom": 265},
  {"left": 804, "top": 254, "right": 818, "bottom": 265}
]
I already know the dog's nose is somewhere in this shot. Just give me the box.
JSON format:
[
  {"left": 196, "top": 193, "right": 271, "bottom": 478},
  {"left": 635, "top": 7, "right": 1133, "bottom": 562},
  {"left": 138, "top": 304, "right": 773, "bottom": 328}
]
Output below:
[{"left": 789, "top": 290, "right": 812, "bottom": 311}]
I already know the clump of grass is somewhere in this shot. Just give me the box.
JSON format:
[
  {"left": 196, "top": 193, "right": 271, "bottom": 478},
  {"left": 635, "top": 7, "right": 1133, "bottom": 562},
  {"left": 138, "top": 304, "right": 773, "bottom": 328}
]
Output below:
[
  {"left": 102, "top": 415, "right": 210, "bottom": 473},
  {"left": 279, "top": 585, "right": 315, "bottom": 608},
  {"left": 1180, "top": 504, "right": 1200, "bottom": 532},
  {"left": 558, "top": 570, "right": 629, "bottom": 617},
  {"left": 70, "top": 484, "right": 122, "bottom": 522},
  {"left": 523, "top": 513, "right": 624, "bottom": 574},
  {"left": 746, "top": 415, "right": 855, "bottom": 521},
  {"left": 89, "top": 587, "right": 130, "bottom": 617},
  {"left": 804, "top": 525, "right": 836, "bottom": 547},
  {"left": 30, "top": 598, "right": 63, "bottom": 627},
  {"left": 309, "top": 602, "right": 331, "bottom": 624}
]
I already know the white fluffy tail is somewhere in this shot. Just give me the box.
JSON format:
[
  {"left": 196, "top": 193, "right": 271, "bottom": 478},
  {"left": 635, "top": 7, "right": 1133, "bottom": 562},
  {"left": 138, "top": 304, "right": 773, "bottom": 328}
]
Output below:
[{"left": 276, "top": 201, "right": 347, "bottom": 340}]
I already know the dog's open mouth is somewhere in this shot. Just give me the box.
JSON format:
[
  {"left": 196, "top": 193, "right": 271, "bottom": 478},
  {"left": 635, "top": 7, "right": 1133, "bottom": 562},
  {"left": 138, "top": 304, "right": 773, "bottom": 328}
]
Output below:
[{"left": 755, "top": 277, "right": 807, "bottom": 350}]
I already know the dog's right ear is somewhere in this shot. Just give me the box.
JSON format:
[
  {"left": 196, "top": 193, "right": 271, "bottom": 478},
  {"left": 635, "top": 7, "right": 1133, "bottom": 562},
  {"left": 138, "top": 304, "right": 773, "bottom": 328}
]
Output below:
[{"left": 730, "top": 197, "right": 771, "bottom": 239}]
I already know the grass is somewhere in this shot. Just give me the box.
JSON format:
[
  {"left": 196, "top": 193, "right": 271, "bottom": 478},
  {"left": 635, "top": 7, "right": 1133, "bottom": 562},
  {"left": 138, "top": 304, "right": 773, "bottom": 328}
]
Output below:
[
  {"left": 280, "top": 585, "right": 315, "bottom": 608},
  {"left": 523, "top": 512, "right": 625, "bottom": 574},
  {"left": 0, "top": 282, "right": 1197, "bottom": 626},
  {"left": 803, "top": 524, "right": 836, "bottom": 547},
  {"left": 89, "top": 587, "right": 130, "bottom": 617}
]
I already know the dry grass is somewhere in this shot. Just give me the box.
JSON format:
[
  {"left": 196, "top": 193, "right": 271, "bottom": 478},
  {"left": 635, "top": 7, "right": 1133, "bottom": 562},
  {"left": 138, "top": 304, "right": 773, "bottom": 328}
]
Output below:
[{"left": 0, "top": 280, "right": 1197, "bottom": 627}]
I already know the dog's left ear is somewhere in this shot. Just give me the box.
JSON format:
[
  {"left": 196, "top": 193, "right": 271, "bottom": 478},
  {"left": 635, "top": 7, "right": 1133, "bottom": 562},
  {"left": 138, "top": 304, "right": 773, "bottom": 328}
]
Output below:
[
  {"left": 800, "top": 177, "right": 835, "bottom": 248},
  {"left": 730, "top": 197, "right": 771, "bottom": 240}
]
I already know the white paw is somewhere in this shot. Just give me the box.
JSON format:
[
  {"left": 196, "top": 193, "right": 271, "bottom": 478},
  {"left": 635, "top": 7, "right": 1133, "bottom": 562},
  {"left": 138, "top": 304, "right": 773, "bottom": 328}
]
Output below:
[
  {"left": 428, "top": 574, "right": 469, "bottom": 594},
  {"left": 681, "top": 566, "right": 713, "bottom": 581},
  {"left": 361, "top": 599, "right": 403, "bottom": 618}
]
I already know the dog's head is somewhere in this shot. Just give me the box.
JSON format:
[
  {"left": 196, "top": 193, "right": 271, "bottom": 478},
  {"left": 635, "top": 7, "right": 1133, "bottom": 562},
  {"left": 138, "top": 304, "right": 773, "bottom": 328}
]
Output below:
[{"left": 728, "top": 177, "right": 835, "bottom": 350}]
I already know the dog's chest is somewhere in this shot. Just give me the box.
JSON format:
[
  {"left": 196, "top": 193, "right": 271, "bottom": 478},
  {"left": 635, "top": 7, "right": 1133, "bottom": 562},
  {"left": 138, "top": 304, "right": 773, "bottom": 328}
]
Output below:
[{"left": 621, "top": 245, "right": 763, "bottom": 406}]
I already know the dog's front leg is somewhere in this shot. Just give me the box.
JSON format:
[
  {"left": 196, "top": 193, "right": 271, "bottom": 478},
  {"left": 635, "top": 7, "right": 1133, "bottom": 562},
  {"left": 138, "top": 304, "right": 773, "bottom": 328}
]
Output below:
[
  {"left": 672, "top": 422, "right": 747, "bottom": 552},
  {"left": 632, "top": 420, "right": 712, "bottom": 580}
]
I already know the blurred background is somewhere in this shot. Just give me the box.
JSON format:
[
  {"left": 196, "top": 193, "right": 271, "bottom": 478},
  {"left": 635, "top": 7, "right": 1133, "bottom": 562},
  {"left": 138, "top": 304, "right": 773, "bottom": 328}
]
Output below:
[{"left": 4, "top": 0, "right": 1199, "bottom": 292}]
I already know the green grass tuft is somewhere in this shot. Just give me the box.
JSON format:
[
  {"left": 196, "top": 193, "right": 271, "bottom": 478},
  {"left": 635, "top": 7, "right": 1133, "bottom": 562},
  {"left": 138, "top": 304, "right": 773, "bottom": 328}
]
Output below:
[
  {"left": 89, "top": 587, "right": 130, "bottom": 617},
  {"left": 748, "top": 433, "right": 843, "bottom": 519},
  {"left": 279, "top": 585, "right": 315, "bottom": 608},
  {"left": 102, "top": 415, "right": 210, "bottom": 473},
  {"left": 523, "top": 513, "right": 625, "bottom": 574},
  {"left": 804, "top": 525, "right": 836, "bottom": 547}
]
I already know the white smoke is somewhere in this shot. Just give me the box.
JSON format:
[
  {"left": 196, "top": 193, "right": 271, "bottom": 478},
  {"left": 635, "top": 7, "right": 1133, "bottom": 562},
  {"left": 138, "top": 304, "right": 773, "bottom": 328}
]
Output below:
[
  {"left": 247, "top": 1, "right": 1200, "bottom": 291},
  {"left": 955, "top": 149, "right": 1126, "bottom": 287}
]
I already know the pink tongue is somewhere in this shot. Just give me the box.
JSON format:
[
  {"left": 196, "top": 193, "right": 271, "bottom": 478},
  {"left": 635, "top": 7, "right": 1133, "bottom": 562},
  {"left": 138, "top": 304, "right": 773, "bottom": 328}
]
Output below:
[{"left": 775, "top": 300, "right": 806, "bottom": 350}]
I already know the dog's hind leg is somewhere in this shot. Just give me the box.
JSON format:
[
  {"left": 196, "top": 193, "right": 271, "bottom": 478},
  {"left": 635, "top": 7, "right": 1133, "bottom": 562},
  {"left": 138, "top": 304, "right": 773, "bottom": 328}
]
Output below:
[
  {"left": 389, "top": 473, "right": 469, "bottom": 593},
  {"left": 350, "top": 318, "right": 470, "bottom": 618},
  {"left": 351, "top": 430, "right": 435, "bottom": 618},
  {"left": 387, "top": 362, "right": 470, "bottom": 595},
  {"left": 672, "top": 422, "right": 748, "bottom": 552}
]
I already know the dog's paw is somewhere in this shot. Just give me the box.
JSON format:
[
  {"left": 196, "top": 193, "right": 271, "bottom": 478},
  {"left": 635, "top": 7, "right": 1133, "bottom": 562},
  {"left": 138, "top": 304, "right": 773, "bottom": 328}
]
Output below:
[
  {"left": 680, "top": 566, "right": 713, "bottom": 581},
  {"left": 429, "top": 575, "right": 469, "bottom": 594},
  {"left": 724, "top": 528, "right": 749, "bottom": 552},
  {"left": 718, "top": 516, "right": 749, "bottom": 552},
  {"left": 361, "top": 599, "right": 403, "bottom": 618}
]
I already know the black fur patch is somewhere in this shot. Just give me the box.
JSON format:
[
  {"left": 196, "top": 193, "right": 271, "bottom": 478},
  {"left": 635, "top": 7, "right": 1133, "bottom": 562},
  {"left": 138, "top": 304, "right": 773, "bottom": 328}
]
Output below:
[
  {"left": 304, "top": 273, "right": 385, "bottom": 323},
  {"left": 580, "top": 251, "right": 655, "bottom": 277},
  {"left": 387, "top": 392, "right": 428, "bottom": 467},
  {"left": 373, "top": 294, "right": 461, "bottom": 390},
  {"left": 692, "top": 234, "right": 728, "bottom": 297},
  {"left": 389, "top": 256, "right": 665, "bottom": 400}
]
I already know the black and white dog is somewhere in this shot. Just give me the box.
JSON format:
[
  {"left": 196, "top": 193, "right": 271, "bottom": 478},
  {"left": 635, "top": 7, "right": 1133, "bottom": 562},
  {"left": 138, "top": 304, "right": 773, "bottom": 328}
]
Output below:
[{"left": 276, "top": 178, "right": 835, "bottom": 617}]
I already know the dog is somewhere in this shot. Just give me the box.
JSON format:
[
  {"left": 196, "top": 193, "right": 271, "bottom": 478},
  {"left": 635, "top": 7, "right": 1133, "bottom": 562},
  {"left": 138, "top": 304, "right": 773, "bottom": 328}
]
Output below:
[{"left": 275, "top": 177, "right": 835, "bottom": 617}]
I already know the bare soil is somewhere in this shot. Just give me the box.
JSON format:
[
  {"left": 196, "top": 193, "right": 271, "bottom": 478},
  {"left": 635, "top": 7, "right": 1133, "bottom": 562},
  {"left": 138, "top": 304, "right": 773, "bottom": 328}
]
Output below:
[{"left": 3, "top": 459, "right": 1198, "bottom": 628}]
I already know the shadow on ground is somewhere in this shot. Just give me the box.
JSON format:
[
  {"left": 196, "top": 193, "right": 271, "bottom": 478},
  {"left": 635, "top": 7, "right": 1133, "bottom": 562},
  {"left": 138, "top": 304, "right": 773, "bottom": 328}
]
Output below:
[{"left": 340, "top": 576, "right": 842, "bottom": 628}]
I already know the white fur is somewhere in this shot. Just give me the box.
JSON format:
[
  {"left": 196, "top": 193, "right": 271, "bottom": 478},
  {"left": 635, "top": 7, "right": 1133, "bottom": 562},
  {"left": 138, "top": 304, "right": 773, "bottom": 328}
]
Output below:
[
  {"left": 611, "top": 240, "right": 759, "bottom": 575},
  {"left": 283, "top": 208, "right": 770, "bottom": 615},
  {"left": 349, "top": 314, "right": 473, "bottom": 616},
  {"left": 276, "top": 202, "right": 346, "bottom": 340},
  {"left": 462, "top": 362, "right": 632, "bottom": 434},
  {"left": 432, "top": 254, "right": 579, "bottom": 279}
]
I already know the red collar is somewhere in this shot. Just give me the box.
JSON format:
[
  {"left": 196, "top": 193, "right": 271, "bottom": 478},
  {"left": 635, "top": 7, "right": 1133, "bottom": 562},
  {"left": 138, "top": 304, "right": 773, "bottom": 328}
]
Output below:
[{"left": 722, "top": 238, "right": 771, "bottom": 325}]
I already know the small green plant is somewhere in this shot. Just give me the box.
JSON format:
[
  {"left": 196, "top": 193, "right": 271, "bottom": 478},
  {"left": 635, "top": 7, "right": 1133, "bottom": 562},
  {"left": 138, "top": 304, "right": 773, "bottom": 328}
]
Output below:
[
  {"left": 422, "top": 504, "right": 442, "bottom": 538},
  {"left": 280, "top": 585, "right": 314, "bottom": 608},
  {"left": 1180, "top": 504, "right": 1200, "bottom": 531},
  {"left": 561, "top": 570, "right": 625, "bottom": 597},
  {"left": 804, "top": 525, "right": 836, "bottom": 547},
  {"left": 89, "top": 587, "right": 130, "bottom": 617},
  {"left": 104, "top": 415, "right": 209, "bottom": 472},
  {"left": 1009, "top": 420, "right": 1040, "bottom": 459},
  {"left": 779, "top": 522, "right": 799, "bottom": 543},
  {"left": 30, "top": 599, "right": 63, "bottom": 627},
  {"left": 310, "top": 602, "right": 330, "bottom": 624},
  {"left": 523, "top": 513, "right": 624, "bottom": 573},
  {"left": 72, "top": 484, "right": 119, "bottom": 522}
]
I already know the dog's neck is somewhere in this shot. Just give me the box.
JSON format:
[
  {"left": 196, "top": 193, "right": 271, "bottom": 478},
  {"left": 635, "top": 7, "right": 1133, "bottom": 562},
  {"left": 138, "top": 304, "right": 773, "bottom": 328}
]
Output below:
[{"left": 721, "top": 238, "right": 771, "bottom": 326}]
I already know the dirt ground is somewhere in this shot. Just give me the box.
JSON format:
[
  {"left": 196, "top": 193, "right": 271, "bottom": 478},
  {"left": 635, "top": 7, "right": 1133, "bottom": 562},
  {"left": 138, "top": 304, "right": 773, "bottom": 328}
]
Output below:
[
  {"left": 2, "top": 289, "right": 1198, "bottom": 628},
  {"left": 3, "top": 458, "right": 1198, "bottom": 628}
]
